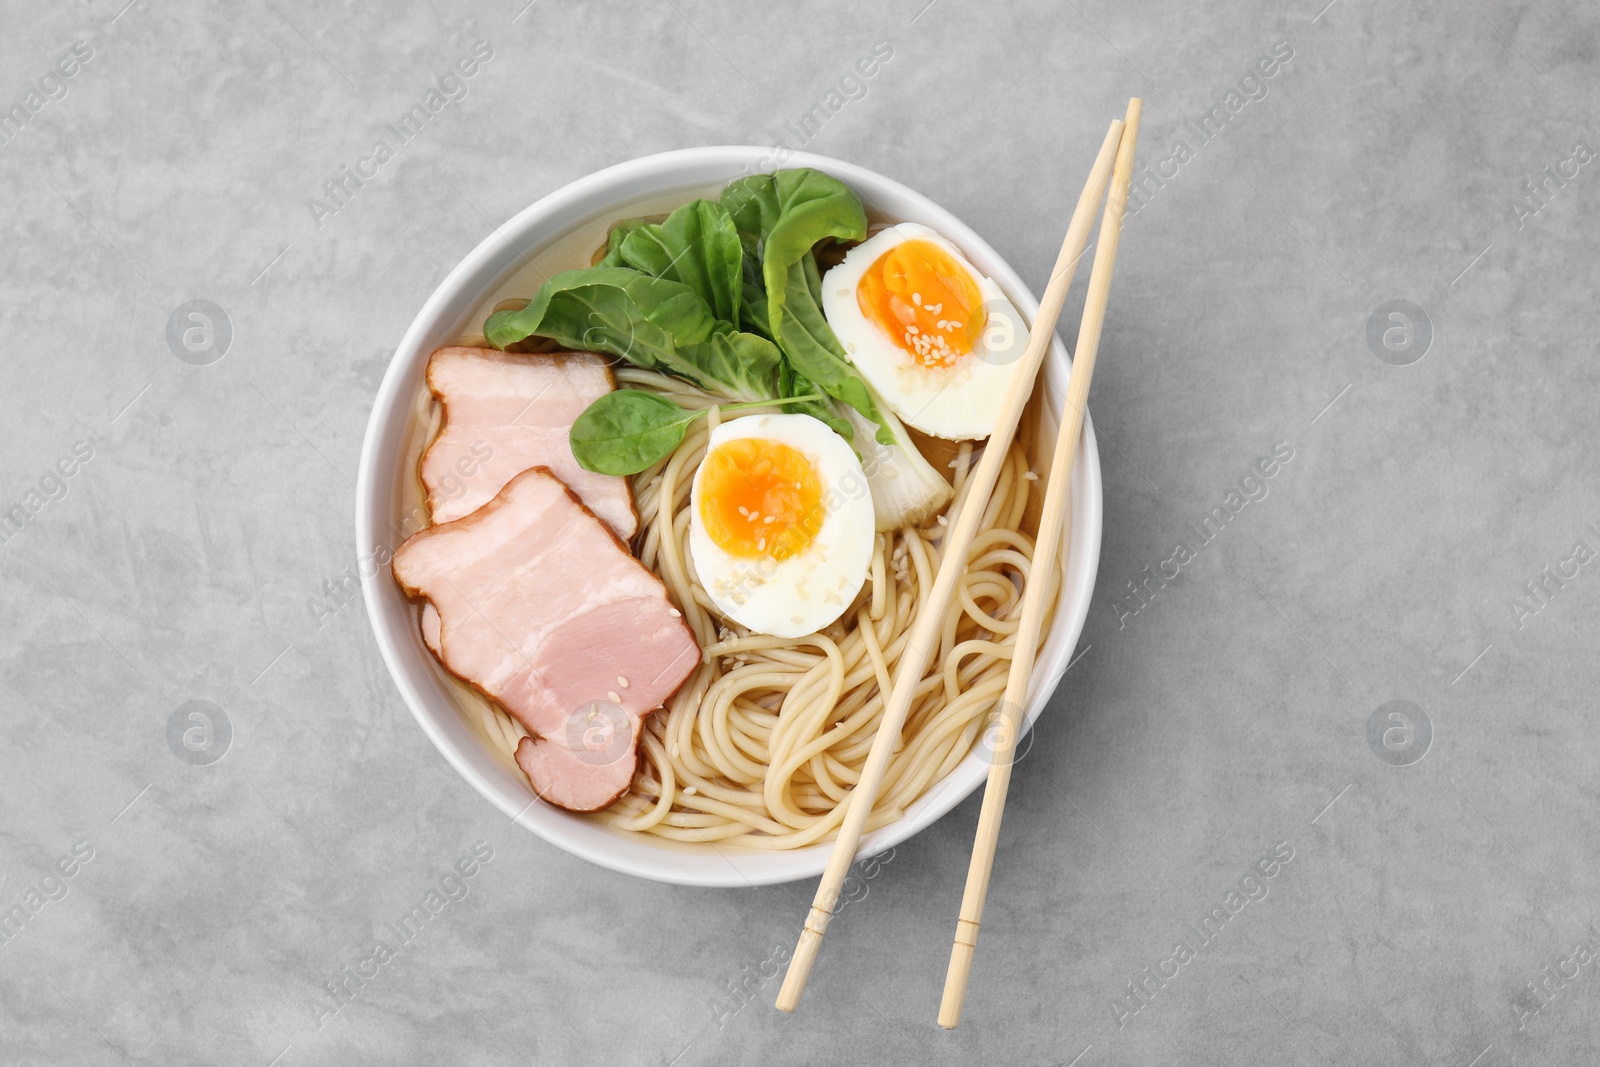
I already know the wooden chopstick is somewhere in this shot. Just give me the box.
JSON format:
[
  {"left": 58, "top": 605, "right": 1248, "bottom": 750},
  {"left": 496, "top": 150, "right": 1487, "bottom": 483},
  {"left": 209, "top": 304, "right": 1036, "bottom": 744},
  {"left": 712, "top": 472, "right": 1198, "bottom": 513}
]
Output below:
[
  {"left": 775, "top": 115, "right": 1130, "bottom": 1013},
  {"left": 937, "top": 97, "right": 1142, "bottom": 1029}
]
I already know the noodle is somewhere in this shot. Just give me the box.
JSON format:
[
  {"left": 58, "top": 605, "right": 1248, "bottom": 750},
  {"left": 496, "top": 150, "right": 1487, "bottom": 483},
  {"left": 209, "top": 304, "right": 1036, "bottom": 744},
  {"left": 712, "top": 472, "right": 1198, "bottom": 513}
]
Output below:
[{"left": 402, "top": 366, "right": 1064, "bottom": 850}]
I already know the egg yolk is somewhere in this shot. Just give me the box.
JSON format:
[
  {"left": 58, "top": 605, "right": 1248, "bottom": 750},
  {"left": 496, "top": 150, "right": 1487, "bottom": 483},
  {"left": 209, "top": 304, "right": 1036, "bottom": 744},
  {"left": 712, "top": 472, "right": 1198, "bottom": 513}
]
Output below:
[
  {"left": 699, "top": 438, "right": 824, "bottom": 561},
  {"left": 855, "top": 238, "right": 987, "bottom": 368}
]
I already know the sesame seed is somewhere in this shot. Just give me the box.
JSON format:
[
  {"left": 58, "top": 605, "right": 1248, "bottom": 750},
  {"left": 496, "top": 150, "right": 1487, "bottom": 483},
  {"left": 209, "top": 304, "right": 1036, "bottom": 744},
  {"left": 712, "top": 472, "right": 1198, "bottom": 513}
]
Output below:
[
  {"left": 912, "top": 292, "right": 921, "bottom": 305},
  {"left": 1023, "top": 471, "right": 1038, "bottom": 481},
  {"left": 618, "top": 675, "right": 630, "bottom": 688},
  {"left": 669, "top": 608, "right": 681, "bottom": 617},
  {"left": 937, "top": 514, "right": 949, "bottom": 526},
  {"left": 683, "top": 786, "right": 698, "bottom": 795}
]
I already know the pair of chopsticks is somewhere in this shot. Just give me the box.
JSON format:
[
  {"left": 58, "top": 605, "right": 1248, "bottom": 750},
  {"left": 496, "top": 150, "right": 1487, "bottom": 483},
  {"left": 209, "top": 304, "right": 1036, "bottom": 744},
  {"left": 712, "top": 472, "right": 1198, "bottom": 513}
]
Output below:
[{"left": 776, "top": 98, "right": 1143, "bottom": 1024}]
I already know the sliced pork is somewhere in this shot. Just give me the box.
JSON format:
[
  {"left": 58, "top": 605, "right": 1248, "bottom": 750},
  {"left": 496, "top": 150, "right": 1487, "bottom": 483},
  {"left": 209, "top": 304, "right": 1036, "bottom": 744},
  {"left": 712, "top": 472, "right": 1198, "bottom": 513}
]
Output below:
[
  {"left": 515, "top": 713, "right": 643, "bottom": 813},
  {"left": 420, "top": 602, "right": 442, "bottom": 656},
  {"left": 420, "top": 347, "right": 638, "bottom": 538},
  {"left": 392, "top": 467, "right": 699, "bottom": 812}
]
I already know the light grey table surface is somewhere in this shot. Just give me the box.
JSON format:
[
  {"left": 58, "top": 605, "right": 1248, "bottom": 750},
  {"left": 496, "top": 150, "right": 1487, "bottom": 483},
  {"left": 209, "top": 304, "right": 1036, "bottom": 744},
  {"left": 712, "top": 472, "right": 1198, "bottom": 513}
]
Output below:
[{"left": 3, "top": 1, "right": 1598, "bottom": 1064}]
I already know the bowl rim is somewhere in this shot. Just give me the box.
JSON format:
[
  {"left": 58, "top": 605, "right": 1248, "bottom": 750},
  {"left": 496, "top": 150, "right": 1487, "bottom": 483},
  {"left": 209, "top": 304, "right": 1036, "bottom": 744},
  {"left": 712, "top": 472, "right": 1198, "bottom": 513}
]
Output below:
[{"left": 356, "top": 145, "right": 1102, "bottom": 887}]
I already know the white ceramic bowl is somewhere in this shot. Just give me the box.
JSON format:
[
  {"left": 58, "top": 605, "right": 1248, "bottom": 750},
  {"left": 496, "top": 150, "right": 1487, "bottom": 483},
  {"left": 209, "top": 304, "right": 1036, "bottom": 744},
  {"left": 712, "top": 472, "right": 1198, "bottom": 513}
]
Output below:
[{"left": 356, "top": 147, "right": 1102, "bottom": 887}]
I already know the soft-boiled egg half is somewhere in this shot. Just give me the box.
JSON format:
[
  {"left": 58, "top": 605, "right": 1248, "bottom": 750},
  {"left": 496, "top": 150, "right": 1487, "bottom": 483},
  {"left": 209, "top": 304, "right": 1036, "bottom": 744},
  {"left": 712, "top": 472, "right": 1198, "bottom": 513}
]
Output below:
[
  {"left": 689, "top": 413, "right": 874, "bottom": 639},
  {"left": 822, "top": 223, "right": 1027, "bottom": 440}
]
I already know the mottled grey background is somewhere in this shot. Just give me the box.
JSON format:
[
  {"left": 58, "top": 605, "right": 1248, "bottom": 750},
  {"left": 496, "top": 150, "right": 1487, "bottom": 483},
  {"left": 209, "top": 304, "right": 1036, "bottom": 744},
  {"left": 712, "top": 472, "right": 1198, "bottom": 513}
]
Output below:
[{"left": 2, "top": 0, "right": 1597, "bottom": 1064}]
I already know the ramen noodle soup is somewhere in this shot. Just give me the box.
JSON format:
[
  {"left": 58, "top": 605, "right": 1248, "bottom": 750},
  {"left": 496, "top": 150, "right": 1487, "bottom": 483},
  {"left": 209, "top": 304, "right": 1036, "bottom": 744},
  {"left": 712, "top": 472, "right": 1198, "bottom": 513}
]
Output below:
[{"left": 390, "top": 170, "right": 1065, "bottom": 849}]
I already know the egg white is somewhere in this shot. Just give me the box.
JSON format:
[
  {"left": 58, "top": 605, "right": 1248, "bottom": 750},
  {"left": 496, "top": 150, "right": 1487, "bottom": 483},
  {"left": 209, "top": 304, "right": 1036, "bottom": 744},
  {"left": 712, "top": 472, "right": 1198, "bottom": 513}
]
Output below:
[
  {"left": 822, "top": 223, "right": 1027, "bottom": 441},
  {"left": 689, "top": 414, "right": 875, "bottom": 639}
]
